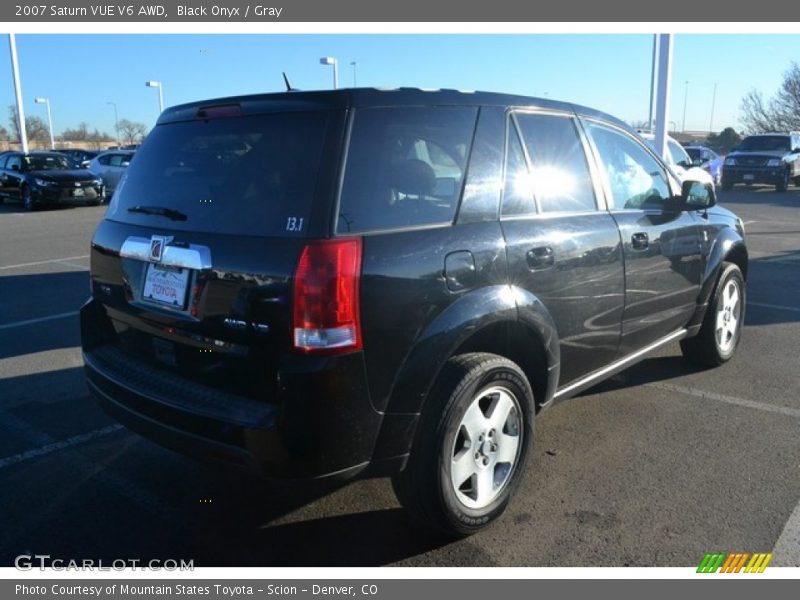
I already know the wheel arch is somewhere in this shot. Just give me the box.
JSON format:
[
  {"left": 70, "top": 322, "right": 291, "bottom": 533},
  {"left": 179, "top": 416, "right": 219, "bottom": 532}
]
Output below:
[
  {"left": 383, "top": 284, "right": 560, "bottom": 415},
  {"left": 368, "top": 285, "right": 560, "bottom": 469},
  {"left": 688, "top": 227, "right": 748, "bottom": 331}
]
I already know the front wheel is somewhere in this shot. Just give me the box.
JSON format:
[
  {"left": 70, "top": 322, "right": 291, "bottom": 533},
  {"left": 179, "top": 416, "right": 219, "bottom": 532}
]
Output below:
[
  {"left": 776, "top": 169, "right": 789, "bottom": 192},
  {"left": 22, "top": 186, "right": 35, "bottom": 211},
  {"left": 392, "top": 353, "right": 534, "bottom": 537},
  {"left": 681, "top": 262, "right": 745, "bottom": 367}
]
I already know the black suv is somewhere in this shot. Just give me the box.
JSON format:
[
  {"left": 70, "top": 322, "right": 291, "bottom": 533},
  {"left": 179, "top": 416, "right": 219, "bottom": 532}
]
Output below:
[
  {"left": 721, "top": 132, "right": 800, "bottom": 191},
  {"left": 81, "top": 89, "right": 748, "bottom": 535}
]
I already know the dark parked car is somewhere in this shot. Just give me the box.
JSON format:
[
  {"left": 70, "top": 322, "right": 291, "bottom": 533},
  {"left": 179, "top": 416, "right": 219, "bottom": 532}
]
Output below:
[
  {"left": 721, "top": 132, "right": 800, "bottom": 191},
  {"left": 57, "top": 148, "right": 104, "bottom": 169},
  {"left": 686, "top": 145, "right": 723, "bottom": 185},
  {"left": 81, "top": 89, "right": 748, "bottom": 535},
  {"left": 0, "top": 151, "right": 105, "bottom": 210}
]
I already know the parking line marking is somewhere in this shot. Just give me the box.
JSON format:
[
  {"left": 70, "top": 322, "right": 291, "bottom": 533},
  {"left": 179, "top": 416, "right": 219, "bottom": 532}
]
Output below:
[
  {"left": 772, "top": 499, "right": 800, "bottom": 566},
  {"left": 0, "top": 255, "right": 89, "bottom": 270},
  {"left": 0, "top": 311, "right": 79, "bottom": 331},
  {"left": 644, "top": 382, "right": 800, "bottom": 419},
  {"left": 749, "top": 301, "right": 800, "bottom": 313},
  {"left": 0, "top": 424, "right": 124, "bottom": 469}
]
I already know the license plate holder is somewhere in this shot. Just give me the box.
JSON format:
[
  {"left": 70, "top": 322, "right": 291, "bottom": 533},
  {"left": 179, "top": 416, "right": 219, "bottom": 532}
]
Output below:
[
  {"left": 743, "top": 174, "right": 755, "bottom": 181},
  {"left": 152, "top": 337, "right": 177, "bottom": 367},
  {"left": 142, "top": 263, "right": 190, "bottom": 309}
]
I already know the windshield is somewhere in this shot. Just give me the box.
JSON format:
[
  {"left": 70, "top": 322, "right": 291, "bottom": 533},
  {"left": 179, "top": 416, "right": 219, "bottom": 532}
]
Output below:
[
  {"left": 738, "top": 135, "right": 791, "bottom": 152},
  {"left": 686, "top": 148, "right": 703, "bottom": 160},
  {"left": 24, "top": 154, "right": 72, "bottom": 171},
  {"left": 107, "top": 111, "right": 331, "bottom": 237}
]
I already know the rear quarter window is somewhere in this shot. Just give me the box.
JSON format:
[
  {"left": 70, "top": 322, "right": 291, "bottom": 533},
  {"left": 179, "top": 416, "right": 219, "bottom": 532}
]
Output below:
[{"left": 337, "top": 106, "right": 478, "bottom": 235}]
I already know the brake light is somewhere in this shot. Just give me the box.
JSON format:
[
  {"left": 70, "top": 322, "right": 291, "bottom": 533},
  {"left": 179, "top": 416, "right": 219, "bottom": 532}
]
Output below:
[{"left": 293, "top": 238, "right": 362, "bottom": 354}]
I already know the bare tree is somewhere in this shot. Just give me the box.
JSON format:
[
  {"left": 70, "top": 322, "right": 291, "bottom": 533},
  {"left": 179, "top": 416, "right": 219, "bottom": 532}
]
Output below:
[
  {"left": 7, "top": 105, "right": 52, "bottom": 145},
  {"left": 117, "top": 119, "right": 148, "bottom": 145},
  {"left": 740, "top": 62, "right": 800, "bottom": 133},
  {"left": 62, "top": 122, "right": 90, "bottom": 141}
]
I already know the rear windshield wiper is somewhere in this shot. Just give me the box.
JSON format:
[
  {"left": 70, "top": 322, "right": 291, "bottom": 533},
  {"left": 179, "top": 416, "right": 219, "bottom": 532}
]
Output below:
[{"left": 127, "top": 205, "right": 188, "bottom": 221}]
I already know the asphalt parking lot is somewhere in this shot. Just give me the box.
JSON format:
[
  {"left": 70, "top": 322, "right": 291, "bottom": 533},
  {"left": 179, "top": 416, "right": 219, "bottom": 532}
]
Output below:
[{"left": 0, "top": 188, "right": 798, "bottom": 568}]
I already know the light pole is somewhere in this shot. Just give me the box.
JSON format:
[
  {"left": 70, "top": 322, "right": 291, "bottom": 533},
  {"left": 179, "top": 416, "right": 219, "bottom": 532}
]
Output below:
[
  {"left": 34, "top": 97, "right": 55, "bottom": 149},
  {"left": 682, "top": 80, "right": 689, "bottom": 132},
  {"left": 107, "top": 101, "right": 120, "bottom": 146},
  {"left": 350, "top": 61, "right": 357, "bottom": 87},
  {"left": 709, "top": 82, "right": 718, "bottom": 135},
  {"left": 145, "top": 80, "right": 164, "bottom": 114},
  {"left": 8, "top": 34, "right": 27, "bottom": 153},
  {"left": 319, "top": 57, "right": 338, "bottom": 89},
  {"left": 648, "top": 34, "right": 657, "bottom": 129}
]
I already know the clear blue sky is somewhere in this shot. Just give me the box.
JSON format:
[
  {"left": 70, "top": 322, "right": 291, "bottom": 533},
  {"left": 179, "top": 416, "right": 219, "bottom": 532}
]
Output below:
[{"left": 2, "top": 34, "right": 799, "bottom": 138}]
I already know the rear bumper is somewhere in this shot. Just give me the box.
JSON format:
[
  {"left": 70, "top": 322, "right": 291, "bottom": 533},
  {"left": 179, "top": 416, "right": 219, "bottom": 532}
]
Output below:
[
  {"left": 722, "top": 166, "right": 785, "bottom": 185},
  {"left": 81, "top": 298, "right": 401, "bottom": 481}
]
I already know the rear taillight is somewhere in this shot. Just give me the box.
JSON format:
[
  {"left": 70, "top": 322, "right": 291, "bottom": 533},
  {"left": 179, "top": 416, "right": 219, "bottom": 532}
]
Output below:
[{"left": 293, "top": 238, "right": 362, "bottom": 354}]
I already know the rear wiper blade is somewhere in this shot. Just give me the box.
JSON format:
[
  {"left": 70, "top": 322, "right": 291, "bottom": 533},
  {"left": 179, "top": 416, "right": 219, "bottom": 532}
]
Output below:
[{"left": 127, "top": 205, "right": 188, "bottom": 221}]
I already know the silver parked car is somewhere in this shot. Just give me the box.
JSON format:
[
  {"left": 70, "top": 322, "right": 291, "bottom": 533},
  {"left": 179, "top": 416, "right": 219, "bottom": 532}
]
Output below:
[{"left": 88, "top": 150, "right": 135, "bottom": 198}]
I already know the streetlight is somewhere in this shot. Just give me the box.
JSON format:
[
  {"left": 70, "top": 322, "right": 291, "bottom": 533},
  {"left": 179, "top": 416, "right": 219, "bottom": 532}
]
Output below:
[
  {"left": 107, "top": 101, "right": 120, "bottom": 146},
  {"left": 709, "top": 82, "right": 718, "bottom": 134},
  {"left": 145, "top": 80, "right": 164, "bottom": 114},
  {"left": 349, "top": 61, "right": 357, "bottom": 87},
  {"left": 319, "top": 57, "right": 338, "bottom": 90},
  {"left": 682, "top": 80, "right": 689, "bottom": 132},
  {"left": 34, "top": 97, "right": 54, "bottom": 149}
]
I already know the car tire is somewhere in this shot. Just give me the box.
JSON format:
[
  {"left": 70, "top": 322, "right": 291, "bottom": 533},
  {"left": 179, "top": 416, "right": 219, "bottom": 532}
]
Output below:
[
  {"left": 391, "top": 352, "right": 535, "bottom": 537},
  {"left": 776, "top": 169, "right": 789, "bottom": 192},
  {"left": 680, "top": 262, "right": 745, "bottom": 367},
  {"left": 721, "top": 179, "right": 733, "bottom": 191},
  {"left": 21, "top": 186, "right": 35, "bottom": 211}
]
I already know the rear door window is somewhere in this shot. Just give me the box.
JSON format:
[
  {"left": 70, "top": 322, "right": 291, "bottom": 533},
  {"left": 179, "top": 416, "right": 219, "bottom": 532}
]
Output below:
[
  {"left": 337, "top": 106, "right": 478, "bottom": 234},
  {"left": 107, "top": 111, "right": 331, "bottom": 237},
  {"left": 514, "top": 113, "right": 597, "bottom": 213}
]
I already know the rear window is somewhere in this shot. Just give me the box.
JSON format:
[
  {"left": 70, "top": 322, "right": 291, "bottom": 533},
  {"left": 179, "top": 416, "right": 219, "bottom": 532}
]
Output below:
[
  {"left": 107, "top": 111, "right": 330, "bottom": 237},
  {"left": 337, "top": 106, "right": 478, "bottom": 234}
]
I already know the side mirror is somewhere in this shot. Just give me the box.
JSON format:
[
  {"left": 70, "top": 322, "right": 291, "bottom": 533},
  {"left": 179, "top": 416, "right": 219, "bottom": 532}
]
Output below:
[
  {"left": 10, "top": 164, "right": 19, "bottom": 172},
  {"left": 676, "top": 159, "right": 690, "bottom": 169},
  {"left": 680, "top": 179, "right": 716, "bottom": 210},
  {"left": 793, "top": 147, "right": 800, "bottom": 154}
]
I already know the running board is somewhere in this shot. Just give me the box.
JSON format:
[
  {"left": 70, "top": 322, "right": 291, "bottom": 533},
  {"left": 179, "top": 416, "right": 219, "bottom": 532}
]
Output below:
[{"left": 552, "top": 328, "right": 688, "bottom": 402}]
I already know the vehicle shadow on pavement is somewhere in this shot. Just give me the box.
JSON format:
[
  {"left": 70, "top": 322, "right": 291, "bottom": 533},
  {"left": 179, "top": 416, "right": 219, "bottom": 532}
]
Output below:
[
  {"left": 0, "top": 367, "right": 454, "bottom": 566},
  {"left": 582, "top": 356, "right": 708, "bottom": 395},
  {"left": 187, "top": 494, "right": 457, "bottom": 566}
]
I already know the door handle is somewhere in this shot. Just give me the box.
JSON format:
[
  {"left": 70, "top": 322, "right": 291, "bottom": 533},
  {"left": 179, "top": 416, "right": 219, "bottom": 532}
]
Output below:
[
  {"left": 631, "top": 232, "right": 649, "bottom": 250},
  {"left": 526, "top": 246, "right": 555, "bottom": 270}
]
